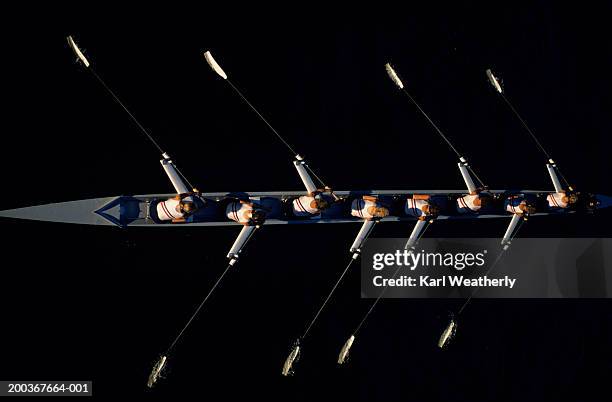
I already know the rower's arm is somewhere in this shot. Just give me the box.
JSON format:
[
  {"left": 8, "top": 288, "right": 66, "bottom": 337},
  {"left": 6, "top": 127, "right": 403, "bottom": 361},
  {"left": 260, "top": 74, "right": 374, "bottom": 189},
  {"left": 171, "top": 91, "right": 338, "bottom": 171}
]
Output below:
[
  {"left": 458, "top": 157, "right": 478, "bottom": 194},
  {"left": 293, "top": 157, "right": 318, "bottom": 195},
  {"left": 546, "top": 159, "right": 567, "bottom": 193},
  {"left": 160, "top": 153, "right": 191, "bottom": 194}
]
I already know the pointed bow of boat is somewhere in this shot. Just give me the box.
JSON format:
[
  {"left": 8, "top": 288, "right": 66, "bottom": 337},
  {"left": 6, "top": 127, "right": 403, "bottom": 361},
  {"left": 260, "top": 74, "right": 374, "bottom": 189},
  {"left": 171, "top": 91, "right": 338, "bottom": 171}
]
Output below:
[{"left": 0, "top": 196, "right": 126, "bottom": 226}]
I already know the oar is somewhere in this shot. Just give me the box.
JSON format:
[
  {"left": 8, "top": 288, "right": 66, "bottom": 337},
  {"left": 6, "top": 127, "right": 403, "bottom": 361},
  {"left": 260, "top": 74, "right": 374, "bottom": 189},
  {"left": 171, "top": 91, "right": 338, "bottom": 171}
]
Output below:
[
  {"left": 437, "top": 216, "right": 526, "bottom": 349},
  {"left": 386, "top": 63, "right": 487, "bottom": 190},
  {"left": 147, "top": 248, "right": 248, "bottom": 386},
  {"left": 66, "top": 36, "right": 196, "bottom": 191},
  {"left": 203, "top": 51, "right": 333, "bottom": 195},
  {"left": 485, "top": 68, "right": 573, "bottom": 191}
]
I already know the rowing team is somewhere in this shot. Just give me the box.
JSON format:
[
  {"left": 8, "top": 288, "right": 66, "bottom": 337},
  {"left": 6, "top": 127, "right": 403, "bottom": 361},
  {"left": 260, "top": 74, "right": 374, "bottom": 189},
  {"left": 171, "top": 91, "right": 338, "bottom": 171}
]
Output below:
[{"left": 154, "top": 183, "right": 579, "bottom": 225}]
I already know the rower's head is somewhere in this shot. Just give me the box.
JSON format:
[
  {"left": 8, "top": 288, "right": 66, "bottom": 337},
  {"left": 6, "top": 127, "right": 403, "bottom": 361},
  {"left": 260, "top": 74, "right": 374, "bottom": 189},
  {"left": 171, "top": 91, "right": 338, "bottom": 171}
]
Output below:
[
  {"left": 314, "top": 197, "right": 329, "bottom": 210},
  {"left": 520, "top": 202, "right": 536, "bottom": 215},
  {"left": 474, "top": 195, "right": 491, "bottom": 208},
  {"left": 371, "top": 206, "right": 390, "bottom": 218},
  {"left": 250, "top": 209, "right": 266, "bottom": 225},
  {"left": 566, "top": 193, "right": 578, "bottom": 205},
  {"left": 424, "top": 203, "right": 440, "bottom": 217},
  {"left": 180, "top": 201, "right": 196, "bottom": 215}
]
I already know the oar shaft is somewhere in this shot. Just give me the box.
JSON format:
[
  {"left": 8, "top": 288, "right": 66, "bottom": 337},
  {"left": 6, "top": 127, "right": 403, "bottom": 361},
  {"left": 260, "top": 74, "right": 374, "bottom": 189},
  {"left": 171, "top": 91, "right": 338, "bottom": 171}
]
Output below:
[
  {"left": 88, "top": 69, "right": 165, "bottom": 155},
  {"left": 500, "top": 93, "right": 551, "bottom": 160},
  {"left": 353, "top": 220, "right": 432, "bottom": 335},
  {"left": 226, "top": 80, "right": 299, "bottom": 157},
  {"left": 499, "top": 93, "right": 572, "bottom": 189},
  {"left": 227, "top": 78, "right": 331, "bottom": 189},
  {"left": 400, "top": 88, "right": 462, "bottom": 158},
  {"left": 398, "top": 87, "right": 486, "bottom": 188},
  {"left": 487, "top": 68, "right": 572, "bottom": 189},
  {"left": 166, "top": 262, "right": 234, "bottom": 354},
  {"left": 204, "top": 51, "right": 331, "bottom": 189},
  {"left": 457, "top": 217, "right": 525, "bottom": 315},
  {"left": 386, "top": 63, "right": 486, "bottom": 189},
  {"left": 302, "top": 257, "right": 356, "bottom": 338}
]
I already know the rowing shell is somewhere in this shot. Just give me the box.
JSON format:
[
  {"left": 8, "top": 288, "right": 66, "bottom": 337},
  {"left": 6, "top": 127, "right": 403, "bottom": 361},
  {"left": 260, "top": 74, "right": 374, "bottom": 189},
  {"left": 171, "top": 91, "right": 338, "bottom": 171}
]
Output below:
[{"left": 1, "top": 189, "right": 608, "bottom": 228}]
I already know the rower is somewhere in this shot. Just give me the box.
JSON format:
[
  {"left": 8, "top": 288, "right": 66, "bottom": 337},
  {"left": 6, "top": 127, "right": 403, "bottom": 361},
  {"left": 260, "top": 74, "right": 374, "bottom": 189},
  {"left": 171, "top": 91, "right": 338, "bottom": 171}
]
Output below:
[
  {"left": 545, "top": 160, "right": 577, "bottom": 209},
  {"left": 456, "top": 193, "right": 491, "bottom": 213},
  {"left": 404, "top": 194, "right": 439, "bottom": 220},
  {"left": 155, "top": 153, "right": 200, "bottom": 223},
  {"left": 351, "top": 195, "right": 389, "bottom": 220},
  {"left": 290, "top": 156, "right": 333, "bottom": 217},
  {"left": 547, "top": 191, "right": 577, "bottom": 209},
  {"left": 292, "top": 194, "right": 329, "bottom": 216},
  {"left": 226, "top": 199, "right": 266, "bottom": 226},
  {"left": 156, "top": 193, "right": 198, "bottom": 223},
  {"left": 504, "top": 194, "right": 536, "bottom": 216}
]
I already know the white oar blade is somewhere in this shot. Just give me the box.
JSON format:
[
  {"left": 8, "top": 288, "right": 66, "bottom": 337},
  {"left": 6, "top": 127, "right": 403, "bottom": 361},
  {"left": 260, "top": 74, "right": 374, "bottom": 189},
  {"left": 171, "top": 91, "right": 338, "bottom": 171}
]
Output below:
[
  {"left": 67, "top": 35, "right": 90, "bottom": 68},
  {"left": 204, "top": 51, "right": 228, "bottom": 79},
  {"left": 281, "top": 343, "right": 300, "bottom": 376},
  {"left": 438, "top": 319, "right": 457, "bottom": 349},
  {"left": 486, "top": 68, "right": 503, "bottom": 94},
  {"left": 147, "top": 355, "right": 167, "bottom": 388},
  {"left": 385, "top": 63, "right": 404, "bottom": 89},
  {"left": 337, "top": 335, "right": 355, "bottom": 365}
]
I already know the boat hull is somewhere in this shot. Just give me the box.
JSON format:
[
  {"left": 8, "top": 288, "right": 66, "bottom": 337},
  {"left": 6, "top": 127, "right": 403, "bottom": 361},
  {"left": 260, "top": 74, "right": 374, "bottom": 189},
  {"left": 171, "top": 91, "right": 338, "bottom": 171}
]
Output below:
[{"left": 1, "top": 189, "right": 600, "bottom": 228}]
